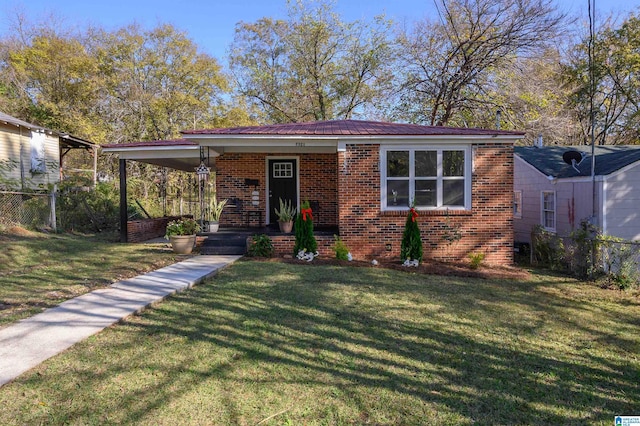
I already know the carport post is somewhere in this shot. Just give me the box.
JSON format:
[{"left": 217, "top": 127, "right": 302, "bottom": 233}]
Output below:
[{"left": 119, "top": 159, "right": 128, "bottom": 243}]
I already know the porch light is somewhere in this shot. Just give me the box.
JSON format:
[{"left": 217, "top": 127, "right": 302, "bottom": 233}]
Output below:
[{"left": 196, "top": 162, "right": 210, "bottom": 180}]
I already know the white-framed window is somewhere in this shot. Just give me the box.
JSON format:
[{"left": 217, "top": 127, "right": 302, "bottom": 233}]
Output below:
[
  {"left": 272, "top": 162, "right": 293, "bottom": 178},
  {"left": 541, "top": 191, "right": 556, "bottom": 231},
  {"left": 514, "top": 190, "right": 522, "bottom": 219},
  {"left": 30, "top": 131, "right": 46, "bottom": 174},
  {"left": 380, "top": 146, "right": 471, "bottom": 210}
]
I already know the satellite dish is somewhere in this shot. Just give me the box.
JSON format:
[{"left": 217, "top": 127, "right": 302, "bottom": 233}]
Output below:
[
  {"left": 562, "top": 150, "right": 584, "bottom": 173},
  {"left": 562, "top": 150, "right": 583, "bottom": 165}
]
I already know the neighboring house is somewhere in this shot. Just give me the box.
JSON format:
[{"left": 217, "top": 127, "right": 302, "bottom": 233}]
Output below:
[
  {"left": 105, "top": 120, "right": 523, "bottom": 265},
  {"left": 0, "top": 111, "right": 97, "bottom": 191},
  {"left": 514, "top": 145, "right": 640, "bottom": 244}
]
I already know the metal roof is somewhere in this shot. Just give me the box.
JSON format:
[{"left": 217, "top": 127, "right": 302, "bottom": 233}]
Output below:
[{"left": 183, "top": 119, "right": 525, "bottom": 137}]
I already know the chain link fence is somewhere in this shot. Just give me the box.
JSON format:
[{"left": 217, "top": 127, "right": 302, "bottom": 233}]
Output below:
[{"left": 0, "top": 191, "right": 54, "bottom": 229}]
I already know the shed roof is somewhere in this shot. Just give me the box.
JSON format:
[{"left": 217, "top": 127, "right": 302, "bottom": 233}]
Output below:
[
  {"left": 183, "top": 119, "right": 525, "bottom": 137},
  {"left": 515, "top": 145, "right": 640, "bottom": 178},
  {"left": 0, "top": 111, "right": 97, "bottom": 149},
  {"left": 0, "top": 111, "right": 46, "bottom": 131}
]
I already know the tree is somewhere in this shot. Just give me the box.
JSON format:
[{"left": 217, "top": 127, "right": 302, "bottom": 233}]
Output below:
[
  {"left": 229, "top": 0, "right": 393, "bottom": 123},
  {"left": 0, "top": 18, "right": 106, "bottom": 140},
  {"left": 563, "top": 13, "right": 640, "bottom": 145},
  {"left": 93, "top": 23, "right": 230, "bottom": 143},
  {"left": 491, "top": 50, "right": 582, "bottom": 145},
  {"left": 393, "top": 0, "right": 565, "bottom": 127}
]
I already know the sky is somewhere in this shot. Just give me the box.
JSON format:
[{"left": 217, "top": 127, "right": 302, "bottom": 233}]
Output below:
[{"left": 1, "top": 0, "right": 639, "bottom": 64}]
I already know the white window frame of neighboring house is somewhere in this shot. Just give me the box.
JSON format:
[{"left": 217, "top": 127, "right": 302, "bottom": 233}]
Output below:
[
  {"left": 380, "top": 145, "right": 472, "bottom": 211},
  {"left": 514, "top": 190, "right": 523, "bottom": 219},
  {"left": 30, "top": 131, "right": 47, "bottom": 174},
  {"left": 541, "top": 190, "right": 556, "bottom": 232}
]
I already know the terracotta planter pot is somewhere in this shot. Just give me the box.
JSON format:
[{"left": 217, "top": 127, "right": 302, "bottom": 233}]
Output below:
[
  {"left": 278, "top": 220, "right": 293, "bottom": 233},
  {"left": 169, "top": 235, "right": 196, "bottom": 254}
]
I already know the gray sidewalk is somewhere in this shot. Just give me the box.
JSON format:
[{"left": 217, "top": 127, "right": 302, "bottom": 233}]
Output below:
[{"left": 0, "top": 255, "right": 241, "bottom": 387}]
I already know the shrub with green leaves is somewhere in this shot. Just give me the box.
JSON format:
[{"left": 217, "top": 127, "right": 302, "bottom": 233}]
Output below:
[
  {"left": 58, "top": 181, "right": 120, "bottom": 232},
  {"left": 468, "top": 252, "right": 485, "bottom": 269},
  {"left": 400, "top": 206, "right": 422, "bottom": 263},
  {"left": 164, "top": 217, "right": 198, "bottom": 238},
  {"left": 293, "top": 200, "right": 317, "bottom": 256},
  {"left": 332, "top": 235, "right": 349, "bottom": 260},
  {"left": 247, "top": 234, "right": 274, "bottom": 257}
]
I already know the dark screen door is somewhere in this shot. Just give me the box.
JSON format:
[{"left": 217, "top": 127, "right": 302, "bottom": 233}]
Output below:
[{"left": 268, "top": 159, "right": 297, "bottom": 223}]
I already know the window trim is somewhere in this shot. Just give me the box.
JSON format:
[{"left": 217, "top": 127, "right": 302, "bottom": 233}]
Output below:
[
  {"left": 380, "top": 145, "right": 472, "bottom": 211},
  {"left": 541, "top": 190, "right": 556, "bottom": 232},
  {"left": 514, "top": 190, "right": 522, "bottom": 219}
]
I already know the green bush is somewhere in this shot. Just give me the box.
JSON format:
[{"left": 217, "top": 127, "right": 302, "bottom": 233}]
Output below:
[
  {"left": 332, "top": 235, "right": 349, "bottom": 260},
  {"left": 400, "top": 206, "right": 422, "bottom": 263},
  {"left": 468, "top": 252, "right": 485, "bottom": 269},
  {"left": 164, "top": 218, "right": 199, "bottom": 238},
  {"left": 248, "top": 234, "right": 274, "bottom": 257},
  {"left": 293, "top": 200, "right": 317, "bottom": 256},
  {"left": 531, "top": 225, "right": 566, "bottom": 270},
  {"left": 58, "top": 181, "right": 120, "bottom": 232}
]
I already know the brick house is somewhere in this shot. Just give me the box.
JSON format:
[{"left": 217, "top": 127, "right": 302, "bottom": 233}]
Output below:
[{"left": 104, "top": 120, "right": 523, "bottom": 265}]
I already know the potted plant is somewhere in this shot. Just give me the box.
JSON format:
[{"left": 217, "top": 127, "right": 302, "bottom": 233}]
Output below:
[
  {"left": 207, "top": 195, "right": 227, "bottom": 232},
  {"left": 165, "top": 217, "right": 199, "bottom": 254},
  {"left": 274, "top": 197, "right": 296, "bottom": 233}
]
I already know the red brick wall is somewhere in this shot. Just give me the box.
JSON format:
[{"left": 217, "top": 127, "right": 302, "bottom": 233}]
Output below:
[
  {"left": 337, "top": 143, "right": 514, "bottom": 266},
  {"left": 264, "top": 235, "right": 334, "bottom": 257},
  {"left": 127, "top": 216, "right": 182, "bottom": 243},
  {"left": 216, "top": 153, "right": 338, "bottom": 228}
]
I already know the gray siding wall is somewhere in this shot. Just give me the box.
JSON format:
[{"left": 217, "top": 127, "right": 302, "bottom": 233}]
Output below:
[
  {"left": 514, "top": 156, "right": 598, "bottom": 243},
  {"left": 604, "top": 162, "right": 640, "bottom": 241}
]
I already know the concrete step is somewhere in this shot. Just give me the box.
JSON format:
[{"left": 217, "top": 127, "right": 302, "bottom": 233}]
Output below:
[
  {"left": 200, "top": 245, "right": 246, "bottom": 255},
  {"left": 202, "top": 235, "right": 247, "bottom": 247}
]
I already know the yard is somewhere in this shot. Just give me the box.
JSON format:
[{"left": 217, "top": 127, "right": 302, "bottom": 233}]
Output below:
[
  {"left": 0, "top": 245, "right": 638, "bottom": 424},
  {"left": 0, "top": 227, "right": 177, "bottom": 327}
]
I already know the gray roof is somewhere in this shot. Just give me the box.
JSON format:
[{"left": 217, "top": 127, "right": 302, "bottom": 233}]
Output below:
[{"left": 515, "top": 145, "right": 640, "bottom": 178}]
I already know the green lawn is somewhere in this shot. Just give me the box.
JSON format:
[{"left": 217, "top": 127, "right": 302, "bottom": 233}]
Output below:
[
  {"left": 0, "top": 230, "right": 178, "bottom": 327},
  {"left": 0, "top": 259, "right": 638, "bottom": 425}
]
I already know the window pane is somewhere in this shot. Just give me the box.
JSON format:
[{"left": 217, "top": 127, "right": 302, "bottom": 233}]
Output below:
[
  {"left": 415, "top": 151, "right": 436, "bottom": 177},
  {"left": 443, "top": 151, "right": 464, "bottom": 177},
  {"left": 415, "top": 180, "right": 436, "bottom": 206},
  {"left": 443, "top": 180, "right": 464, "bottom": 206},
  {"left": 544, "top": 211, "right": 555, "bottom": 229},
  {"left": 387, "top": 151, "right": 409, "bottom": 177},
  {"left": 387, "top": 180, "right": 409, "bottom": 207},
  {"left": 543, "top": 192, "right": 554, "bottom": 210}
]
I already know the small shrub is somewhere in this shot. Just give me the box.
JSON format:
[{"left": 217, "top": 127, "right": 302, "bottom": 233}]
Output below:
[
  {"left": 400, "top": 205, "right": 422, "bottom": 263},
  {"left": 293, "top": 200, "right": 317, "bottom": 256},
  {"left": 599, "top": 235, "right": 640, "bottom": 290},
  {"left": 248, "top": 234, "right": 274, "bottom": 257},
  {"left": 468, "top": 252, "right": 485, "bottom": 269},
  {"left": 531, "top": 225, "right": 565, "bottom": 270},
  {"left": 332, "top": 235, "right": 349, "bottom": 260},
  {"left": 164, "top": 218, "right": 199, "bottom": 238}
]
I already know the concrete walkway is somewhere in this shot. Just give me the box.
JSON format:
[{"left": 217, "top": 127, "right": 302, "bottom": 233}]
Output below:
[{"left": 0, "top": 255, "right": 241, "bottom": 387}]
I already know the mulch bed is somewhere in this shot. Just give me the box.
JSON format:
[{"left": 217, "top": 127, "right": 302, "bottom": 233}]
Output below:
[{"left": 245, "top": 256, "right": 530, "bottom": 281}]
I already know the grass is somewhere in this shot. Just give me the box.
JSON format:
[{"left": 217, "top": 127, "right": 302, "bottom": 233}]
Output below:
[
  {"left": 0, "top": 259, "right": 638, "bottom": 424},
  {"left": 0, "top": 229, "right": 178, "bottom": 327}
]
